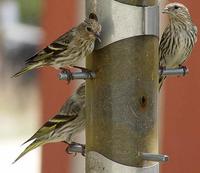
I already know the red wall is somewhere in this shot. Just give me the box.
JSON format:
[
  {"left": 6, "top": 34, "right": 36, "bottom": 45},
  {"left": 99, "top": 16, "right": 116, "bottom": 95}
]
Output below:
[
  {"left": 39, "top": 1, "right": 78, "bottom": 173},
  {"left": 161, "top": 1, "right": 200, "bottom": 173}
]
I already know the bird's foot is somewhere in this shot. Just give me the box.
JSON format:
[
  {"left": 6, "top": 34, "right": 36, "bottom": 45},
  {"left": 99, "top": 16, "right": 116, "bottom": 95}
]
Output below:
[
  {"left": 159, "top": 66, "right": 166, "bottom": 76},
  {"left": 73, "top": 66, "right": 94, "bottom": 79},
  {"left": 63, "top": 141, "right": 77, "bottom": 156},
  {"left": 59, "top": 68, "right": 73, "bottom": 84},
  {"left": 178, "top": 65, "right": 187, "bottom": 76},
  {"left": 65, "top": 148, "right": 77, "bottom": 157},
  {"left": 73, "top": 66, "right": 89, "bottom": 72},
  {"left": 65, "top": 142, "right": 85, "bottom": 157}
]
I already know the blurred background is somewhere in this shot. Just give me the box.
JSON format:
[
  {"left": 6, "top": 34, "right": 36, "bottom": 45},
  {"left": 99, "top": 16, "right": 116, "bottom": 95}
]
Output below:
[
  {"left": 0, "top": 0, "right": 42, "bottom": 172},
  {"left": 0, "top": 0, "right": 84, "bottom": 172},
  {"left": 0, "top": 0, "right": 200, "bottom": 173}
]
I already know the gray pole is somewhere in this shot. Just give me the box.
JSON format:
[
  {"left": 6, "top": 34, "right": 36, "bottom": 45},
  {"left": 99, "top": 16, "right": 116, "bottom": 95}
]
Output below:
[{"left": 85, "top": 0, "right": 165, "bottom": 172}]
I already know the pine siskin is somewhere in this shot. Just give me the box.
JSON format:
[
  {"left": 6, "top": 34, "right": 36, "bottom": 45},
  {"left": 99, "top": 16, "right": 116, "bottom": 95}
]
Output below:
[
  {"left": 13, "top": 82, "right": 86, "bottom": 163},
  {"left": 12, "top": 13, "right": 101, "bottom": 77},
  {"left": 159, "top": 3, "right": 198, "bottom": 90}
]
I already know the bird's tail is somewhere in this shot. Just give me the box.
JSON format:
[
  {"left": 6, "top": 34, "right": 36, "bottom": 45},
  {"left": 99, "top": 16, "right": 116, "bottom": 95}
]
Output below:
[
  {"left": 11, "top": 64, "right": 40, "bottom": 78},
  {"left": 13, "top": 140, "right": 46, "bottom": 163},
  {"left": 159, "top": 76, "right": 166, "bottom": 91}
]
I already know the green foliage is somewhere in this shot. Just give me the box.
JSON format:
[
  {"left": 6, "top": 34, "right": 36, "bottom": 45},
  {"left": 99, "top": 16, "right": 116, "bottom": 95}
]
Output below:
[{"left": 18, "top": 0, "right": 41, "bottom": 25}]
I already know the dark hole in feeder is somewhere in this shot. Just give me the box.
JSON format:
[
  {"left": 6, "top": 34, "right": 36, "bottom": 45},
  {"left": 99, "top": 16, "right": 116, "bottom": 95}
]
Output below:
[{"left": 140, "top": 96, "right": 147, "bottom": 108}]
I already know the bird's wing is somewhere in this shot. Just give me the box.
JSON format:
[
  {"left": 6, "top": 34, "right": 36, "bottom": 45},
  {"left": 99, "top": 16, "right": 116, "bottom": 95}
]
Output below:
[
  {"left": 193, "top": 25, "right": 198, "bottom": 43},
  {"left": 13, "top": 140, "right": 46, "bottom": 163},
  {"left": 13, "top": 98, "right": 82, "bottom": 163},
  {"left": 159, "top": 26, "right": 171, "bottom": 66},
  {"left": 25, "top": 28, "right": 76, "bottom": 65},
  {"left": 22, "top": 96, "right": 81, "bottom": 145}
]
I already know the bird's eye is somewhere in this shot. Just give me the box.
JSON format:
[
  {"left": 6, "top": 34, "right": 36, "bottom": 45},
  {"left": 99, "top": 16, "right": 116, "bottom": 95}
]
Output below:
[
  {"left": 174, "top": 5, "right": 180, "bottom": 10},
  {"left": 86, "top": 27, "right": 92, "bottom": 32}
]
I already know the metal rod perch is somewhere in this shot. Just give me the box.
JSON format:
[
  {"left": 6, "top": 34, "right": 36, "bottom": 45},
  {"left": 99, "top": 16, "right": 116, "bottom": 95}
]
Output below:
[{"left": 58, "top": 67, "right": 188, "bottom": 81}]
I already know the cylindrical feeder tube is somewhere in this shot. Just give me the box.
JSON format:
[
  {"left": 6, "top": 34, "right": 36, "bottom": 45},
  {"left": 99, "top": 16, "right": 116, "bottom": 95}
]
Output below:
[{"left": 86, "top": 0, "right": 159, "bottom": 172}]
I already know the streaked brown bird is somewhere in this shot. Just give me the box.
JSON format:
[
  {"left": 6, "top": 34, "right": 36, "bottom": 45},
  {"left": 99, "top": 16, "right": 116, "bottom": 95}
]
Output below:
[
  {"left": 12, "top": 13, "right": 101, "bottom": 78},
  {"left": 13, "top": 82, "right": 86, "bottom": 163},
  {"left": 159, "top": 2, "right": 198, "bottom": 90}
]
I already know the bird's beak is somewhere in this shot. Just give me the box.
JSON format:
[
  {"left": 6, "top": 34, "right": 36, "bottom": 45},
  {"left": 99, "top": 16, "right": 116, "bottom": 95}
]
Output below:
[
  {"left": 95, "top": 32, "right": 101, "bottom": 43},
  {"left": 162, "top": 7, "right": 169, "bottom": 14}
]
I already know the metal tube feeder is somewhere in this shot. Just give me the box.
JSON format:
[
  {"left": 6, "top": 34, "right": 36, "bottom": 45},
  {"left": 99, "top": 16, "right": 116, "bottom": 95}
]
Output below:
[{"left": 85, "top": 0, "right": 165, "bottom": 172}]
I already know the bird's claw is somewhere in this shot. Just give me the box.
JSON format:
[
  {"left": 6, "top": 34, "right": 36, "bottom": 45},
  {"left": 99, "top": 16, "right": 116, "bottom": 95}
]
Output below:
[
  {"left": 179, "top": 65, "right": 187, "bottom": 76},
  {"left": 159, "top": 66, "right": 166, "bottom": 76},
  {"left": 60, "top": 68, "right": 73, "bottom": 84},
  {"left": 65, "top": 142, "right": 86, "bottom": 157},
  {"left": 81, "top": 145, "right": 86, "bottom": 157},
  {"left": 65, "top": 146, "right": 77, "bottom": 156}
]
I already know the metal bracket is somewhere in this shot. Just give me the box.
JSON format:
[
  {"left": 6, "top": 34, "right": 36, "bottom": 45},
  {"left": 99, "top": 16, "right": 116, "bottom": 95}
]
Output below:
[
  {"left": 86, "top": 1, "right": 159, "bottom": 49},
  {"left": 114, "top": 0, "right": 157, "bottom": 6},
  {"left": 87, "top": 151, "right": 159, "bottom": 173}
]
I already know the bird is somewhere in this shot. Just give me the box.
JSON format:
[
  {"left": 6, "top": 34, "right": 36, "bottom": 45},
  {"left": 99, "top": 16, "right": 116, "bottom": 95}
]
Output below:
[
  {"left": 159, "top": 2, "right": 198, "bottom": 90},
  {"left": 12, "top": 13, "right": 101, "bottom": 78},
  {"left": 13, "top": 82, "right": 86, "bottom": 163}
]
